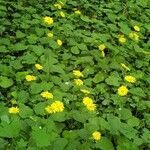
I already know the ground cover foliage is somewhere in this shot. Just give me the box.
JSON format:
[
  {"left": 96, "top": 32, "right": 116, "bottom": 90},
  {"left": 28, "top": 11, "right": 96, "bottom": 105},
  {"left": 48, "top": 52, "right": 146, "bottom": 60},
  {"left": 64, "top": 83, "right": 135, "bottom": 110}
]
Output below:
[{"left": 0, "top": 0, "right": 150, "bottom": 149}]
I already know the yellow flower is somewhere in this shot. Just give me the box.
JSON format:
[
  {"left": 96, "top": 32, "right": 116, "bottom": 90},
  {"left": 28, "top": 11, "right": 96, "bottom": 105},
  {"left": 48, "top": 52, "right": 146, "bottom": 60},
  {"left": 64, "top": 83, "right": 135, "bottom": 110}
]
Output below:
[
  {"left": 45, "top": 105, "right": 53, "bottom": 114},
  {"left": 98, "top": 44, "right": 106, "bottom": 51},
  {"left": 80, "top": 89, "right": 90, "bottom": 94},
  {"left": 73, "top": 70, "right": 84, "bottom": 77},
  {"left": 83, "top": 97, "right": 93, "bottom": 106},
  {"left": 43, "top": 16, "right": 54, "bottom": 25},
  {"left": 92, "top": 131, "right": 101, "bottom": 141},
  {"left": 83, "top": 97, "right": 96, "bottom": 111},
  {"left": 121, "top": 63, "right": 130, "bottom": 71},
  {"left": 35, "top": 64, "right": 43, "bottom": 70},
  {"left": 86, "top": 103, "right": 96, "bottom": 111},
  {"left": 41, "top": 91, "right": 53, "bottom": 99},
  {"left": 25, "top": 75, "right": 36, "bottom": 81},
  {"left": 98, "top": 44, "right": 106, "bottom": 57},
  {"left": 57, "top": 39, "right": 62, "bottom": 46},
  {"left": 101, "top": 51, "right": 105, "bottom": 57},
  {"left": 45, "top": 101, "right": 64, "bottom": 114},
  {"left": 60, "top": 11, "right": 65, "bottom": 18},
  {"left": 118, "top": 85, "right": 128, "bottom": 96},
  {"left": 8, "top": 107, "right": 19, "bottom": 114},
  {"left": 124, "top": 75, "right": 136, "bottom": 83},
  {"left": 118, "top": 35, "right": 126, "bottom": 43},
  {"left": 75, "top": 10, "right": 81, "bottom": 15},
  {"left": 47, "top": 32, "right": 53, "bottom": 38},
  {"left": 54, "top": 3, "right": 62, "bottom": 9},
  {"left": 74, "top": 79, "right": 83, "bottom": 86},
  {"left": 129, "top": 32, "right": 139, "bottom": 41},
  {"left": 134, "top": 25, "right": 140, "bottom": 32}
]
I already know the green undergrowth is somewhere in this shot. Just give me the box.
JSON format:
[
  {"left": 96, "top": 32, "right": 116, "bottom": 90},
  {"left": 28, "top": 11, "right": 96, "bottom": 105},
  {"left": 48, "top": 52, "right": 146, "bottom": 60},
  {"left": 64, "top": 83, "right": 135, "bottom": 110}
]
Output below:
[{"left": 0, "top": 0, "right": 150, "bottom": 149}]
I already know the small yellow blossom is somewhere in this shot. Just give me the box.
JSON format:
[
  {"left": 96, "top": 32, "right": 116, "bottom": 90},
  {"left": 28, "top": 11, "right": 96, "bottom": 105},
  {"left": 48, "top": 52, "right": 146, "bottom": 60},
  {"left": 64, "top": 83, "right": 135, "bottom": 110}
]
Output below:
[
  {"left": 121, "top": 63, "right": 130, "bottom": 71},
  {"left": 47, "top": 32, "right": 53, "bottom": 38},
  {"left": 25, "top": 75, "right": 36, "bottom": 81},
  {"left": 35, "top": 64, "right": 43, "bottom": 70},
  {"left": 45, "top": 105, "right": 52, "bottom": 114},
  {"left": 124, "top": 75, "right": 136, "bottom": 83},
  {"left": 129, "top": 32, "right": 139, "bottom": 41},
  {"left": 60, "top": 11, "right": 65, "bottom": 18},
  {"left": 73, "top": 70, "right": 84, "bottom": 77},
  {"left": 83, "top": 97, "right": 93, "bottom": 106},
  {"left": 45, "top": 101, "right": 64, "bottom": 114},
  {"left": 54, "top": 3, "right": 62, "bottom": 9},
  {"left": 80, "top": 89, "right": 90, "bottom": 94},
  {"left": 118, "top": 85, "right": 128, "bottom": 96},
  {"left": 98, "top": 44, "right": 106, "bottom": 51},
  {"left": 41, "top": 91, "right": 53, "bottom": 99},
  {"left": 8, "top": 107, "right": 19, "bottom": 114},
  {"left": 57, "top": 39, "right": 62, "bottom": 46},
  {"left": 134, "top": 25, "right": 140, "bottom": 32},
  {"left": 92, "top": 131, "right": 101, "bottom": 141},
  {"left": 75, "top": 10, "right": 81, "bottom": 15},
  {"left": 83, "top": 97, "right": 96, "bottom": 111},
  {"left": 98, "top": 44, "right": 106, "bottom": 57},
  {"left": 43, "top": 16, "right": 54, "bottom": 25},
  {"left": 86, "top": 103, "right": 96, "bottom": 111},
  {"left": 74, "top": 79, "right": 83, "bottom": 86},
  {"left": 118, "top": 35, "right": 126, "bottom": 43},
  {"left": 101, "top": 51, "right": 105, "bottom": 57}
]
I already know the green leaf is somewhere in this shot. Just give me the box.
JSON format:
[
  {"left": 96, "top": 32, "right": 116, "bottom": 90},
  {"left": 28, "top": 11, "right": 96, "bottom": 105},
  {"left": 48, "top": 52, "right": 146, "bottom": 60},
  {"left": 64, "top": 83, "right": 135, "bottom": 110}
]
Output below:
[
  {"left": 32, "top": 127, "right": 57, "bottom": 147},
  {"left": 95, "top": 137, "right": 114, "bottom": 150},
  {"left": 81, "top": 16, "right": 91, "bottom": 22},
  {"left": 99, "top": 117, "right": 110, "bottom": 131},
  {"left": 16, "top": 31, "right": 26, "bottom": 38},
  {"left": 117, "top": 137, "right": 139, "bottom": 150},
  {"left": 34, "top": 102, "right": 46, "bottom": 115},
  {"left": 129, "top": 88, "right": 145, "bottom": 97},
  {"left": 17, "top": 90, "right": 29, "bottom": 103},
  {"left": 19, "top": 104, "right": 33, "bottom": 118},
  {"left": 120, "top": 123, "right": 138, "bottom": 139},
  {"left": 0, "top": 45, "right": 8, "bottom": 53},
  {"left": 30, "top": 45, "right": 44, "bottom": 56},
  {"left": 0, "top": 76, "right": 13, "bottom": 88},
  {"left": 17, "top": 139, "right": 27, "bottom": 148},
  {"left": 15, "top": 71, "right": 28, "bottom": 81},
  {"left": 35, "top": 27, "right": 45, "bottom": 37},
  {"left": 142, "top": 128, "right": 150, "bottom": 143},
  {"left": 30, "top": 83, "right": 44, "bottom": 94},
  {"left": 11, "top": 43, "right": 28, "bottom": 51},
  {"left": 107, "top": 115, "right": 121, "bottom": 135},
  {"left": 50, "top": 112, "right": 67, "bottom": 122},
  {"left": 27, "top": 35, "right": 38, "bottom": 44},
  {"left": 0, "top": 64, "right": 13, "bottom": 76},
  {"left": 77, "top": 43, "right": 87, "bottom": 51},
  {"left": 119, "top": 22, "right": 131, "bottom": 34},
  {"left": 127, "top": 117, "right": 139, "bottom": 127},
  {"left": 21, "top": 53, "right": 37, "bottom": 64},
  {"left": 52, "top": 138, "right": 68, "bottom": 150},
  {"left": 117, "top": 108, "right": 132, "bottom": 120},
  {"left": 1, "top": 115, "right": 10, "bottom": 124},
  {"left": 75, "top": 56, "right": 94, "bottom": 65},
  {"left": 0, "top": 118, "right": 21, "bottom": 138},
  {"left": 71, "top": 46, "right": 80, "bottom": 54},
  {"left": 50, "top": 65, "right": 65, "bottom": 74},
  {"left": 93, "top": 72, "right": 105, "bottom": 83},
  {"left": 105, "top": 75, "right": 120, "bottom": 86}
]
